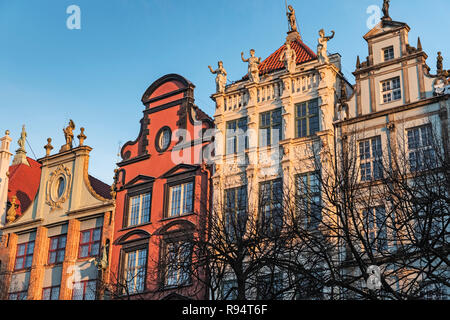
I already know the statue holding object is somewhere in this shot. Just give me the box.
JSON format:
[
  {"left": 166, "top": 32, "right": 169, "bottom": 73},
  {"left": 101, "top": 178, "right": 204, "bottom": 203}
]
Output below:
[
  {"left": 208, "top": 61, "right": 227, "bottom": 93},
  {"left": 241, "top": 49, "right": 262, "bottom": 84}
]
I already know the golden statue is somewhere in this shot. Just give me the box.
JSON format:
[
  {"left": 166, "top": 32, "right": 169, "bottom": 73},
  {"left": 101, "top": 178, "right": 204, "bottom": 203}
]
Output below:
[{"left": 7, "top": 196, "right": 18, "bottom": 224}]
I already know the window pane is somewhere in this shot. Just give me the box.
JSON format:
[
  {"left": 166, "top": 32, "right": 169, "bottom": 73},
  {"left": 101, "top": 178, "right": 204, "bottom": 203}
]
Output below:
[
  {"left": 141, "top": 193, "right": 151, "bottom": 224},
  {"left": 15, "top": 258, "right": 24, "bottom": 270},
  {"left": 51, "top": 287, "right": 60, "bottom": 300},
  {"left": 93, "top": 228, "right": 101, "bottom": 242},
  {"left": 80, "top": 245, "right": 89, "bottom": 258},
  {"left": 182, "top": 183, "right": 194, "bottom": 214},
  {"left": 42, "top": 288, "right": 51, "bottom": 300},
  {"left": 90, "top": 243, "right": 100, "bottom": 256},
  {"left": 81, "top": 231, "right": 91, "bottom": 244}
]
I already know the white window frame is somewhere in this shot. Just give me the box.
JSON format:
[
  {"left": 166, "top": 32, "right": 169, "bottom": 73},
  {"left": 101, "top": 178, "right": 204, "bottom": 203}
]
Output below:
[
  {"left": 383, "top": 46, "right": 394, "bottom": 62},
  {"left": 381, "top": 77, "right": 402, "bottom": 104},
  {"left": 168, "top": 181, "right": 194, "bottom": 218}
]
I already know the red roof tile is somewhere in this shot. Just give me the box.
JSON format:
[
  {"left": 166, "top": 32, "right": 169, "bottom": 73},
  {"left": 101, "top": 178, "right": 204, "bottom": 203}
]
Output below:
[
  {"left": 243, "top": 39, "right": 317, "bottom": 80},
  {"left": 88, "top": 175, "right": 112, "bottom": 200},
  {"left": 8, "top": 158, "right": 41, "bottom": 216}
]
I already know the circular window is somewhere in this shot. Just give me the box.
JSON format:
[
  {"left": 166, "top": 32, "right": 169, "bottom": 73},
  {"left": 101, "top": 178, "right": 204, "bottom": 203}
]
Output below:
[
  {"left": 156, "top": 127, "right": 172, "bottom": 152},
  {"left": 57, "top": 177, "right": 66, "bottom": 199}
]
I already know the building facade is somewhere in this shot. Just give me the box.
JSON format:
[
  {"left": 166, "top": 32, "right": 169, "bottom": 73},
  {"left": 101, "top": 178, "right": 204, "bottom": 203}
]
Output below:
[
  {"left": 110, "top": 74, "right": 213, "bottom": 300},
  {"left": 0, "top": 124, "right": 114, "bottom": 300}
]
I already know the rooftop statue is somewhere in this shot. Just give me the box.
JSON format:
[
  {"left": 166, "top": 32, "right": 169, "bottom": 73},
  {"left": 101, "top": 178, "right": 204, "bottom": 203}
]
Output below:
[
  {"left": 63, "top": 120, "right": 75, "bottom": 149},
  {"left": 241, "top": 49, "right": 262, "bottom": 84},
  {"left": 317, "top": 29, "right": 335, "bottom": 64},
  {"left": 208, "top": 61, "right": 227, "bottom": 93},
  {"left": 382, "top": 0, "right": 391, "bottom": 20},
  {"left": 17, "top": 125, "right": 27, "bottom": 152},
  {"left": 280, "top": 41, "right": 297, "bottom": 73},
  {"left": 287, "top": 5, "right": 298, "bottom": 33}
]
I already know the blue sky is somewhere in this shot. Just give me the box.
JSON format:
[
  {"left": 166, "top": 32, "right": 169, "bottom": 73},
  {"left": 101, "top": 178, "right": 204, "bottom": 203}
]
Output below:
[{"left": 1, "top": 0, "right": 449, "bottom": 184}]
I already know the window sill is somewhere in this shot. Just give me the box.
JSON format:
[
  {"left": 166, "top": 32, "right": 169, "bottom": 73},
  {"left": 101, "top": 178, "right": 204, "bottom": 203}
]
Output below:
[
  {"left": 158, "top": 282, "right": 193, "bottom": 292},
  {"left": 45, "top": 262, "right": 64, "bottom": 268},
  {"left": 160, "top": 212, "right": 196, "bottom": 222},
  {"left": 13, "top": 268, "right": 31, "bottom": 273},
  {"left": 119, "top": 222, "right": 152, "bottom": 232}
]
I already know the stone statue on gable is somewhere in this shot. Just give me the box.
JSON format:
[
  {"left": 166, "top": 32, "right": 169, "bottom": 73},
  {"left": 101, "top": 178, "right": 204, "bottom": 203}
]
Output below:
[
  {"left": 280, "top": 41, "right": 297, "bottom": 73},
  {"left": 241, "top": 49, "right": 262, "bottom": 84},
  {"left": 317, "top": 29, "right": 335, "bottom": 64},
  {"left": 208, "top": 61, "right": 227, "bottom": 93}
]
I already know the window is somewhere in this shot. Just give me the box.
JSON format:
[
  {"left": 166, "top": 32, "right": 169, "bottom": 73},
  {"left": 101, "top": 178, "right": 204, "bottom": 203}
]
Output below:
[
  {"left": 225, "top": 186, "right": 248, "bottom": 241},
  {"left": 296, "top": 99, "right": 319, "bottom": 138},
  {"left": 296, "top": 173, "right": 321, "bottom": 229},
  {"left": 168, "top": 181, "right": 194, "bottom": 217},
  {"left": 156, "top": 127, "right": 172, "bottom": 152},
  {"left": 381, "top": 77, "right": 401, "bottom": 103},
  {"left": 164, "top": 241, "right": 192, "bottom": 287},
  {"left": 383, "top": 46, "right": 394, "bottom": 61},
  {"left": 8, "top": 291, "right": 28, "bottom": 300},
  {"left": 359, "top": 136, "right": 383, "bottom": 181},
  {"left": 79, "top": 228, "right": 102, "bottom": 259},
  {"left": 407, "top": 125, "right": 436, "bottom": 172},
  {"left": 226, "top": 118, "right": 248, "bottom": 155},
  {"left": 57, "top": 177, "right": 65, "bottom": 198},
  {"left": 260, "top": 109, "right": 282, "bottom": 147},
  {"left": 257, "top": 273, "right": 283, "bottom": 300},
  {"left": 48, "top": 234, "right": 67, "bottom": 265},
  {"left": 259, "top": 179, "right": 283, "bottom": 235},
  {"left": 14, "top": 241, "right": 34, "bottom": 271},
  {"left": 72, "top": 280, "right": 96, "bottom": 300},
  {"left": 42, "top": 286, "right": 60, "bottom": 300},
  {"left": 222, "top": 279, "right": 238, "bottom": 300},
  {"left": 123, "top": 248, "right": 147, "bottom": 294},
  {"left": 128, "top": 192, "right": 152, "bottom": 226},
  {"left": 363, "top": 206, "right": 388, "bottom": 251}
]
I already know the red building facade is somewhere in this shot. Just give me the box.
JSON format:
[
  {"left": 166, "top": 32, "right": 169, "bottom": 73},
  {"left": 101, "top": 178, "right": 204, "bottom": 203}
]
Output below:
[{"left": 110, "top": 74, "right": 213, "bottom": 300}]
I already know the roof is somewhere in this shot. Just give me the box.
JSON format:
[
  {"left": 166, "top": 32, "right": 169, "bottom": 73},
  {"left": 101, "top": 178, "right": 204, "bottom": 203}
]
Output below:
[
  {"left": 7, "top": 157, "right": 42, "bottom": 216},
  {"left": 88, "top": 175, "right": 112, "bottom": 200},
  {"left": 243, "top": 39, "right": 317, "bottom": 80}
]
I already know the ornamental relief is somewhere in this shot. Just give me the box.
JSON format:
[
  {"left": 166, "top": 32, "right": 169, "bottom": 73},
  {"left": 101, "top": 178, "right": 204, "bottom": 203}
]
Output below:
[{"left": 46, "top": 164, "right": 72, "bottom": 210}]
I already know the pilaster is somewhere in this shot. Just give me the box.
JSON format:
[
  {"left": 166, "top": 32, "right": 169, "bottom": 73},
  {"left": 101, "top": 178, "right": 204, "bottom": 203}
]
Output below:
[
  {"left": 28, "top": 226, "right": 48, "bottom": 300},
  {"left": 60, "top": 218, "right": 80, "bottom": 300}
]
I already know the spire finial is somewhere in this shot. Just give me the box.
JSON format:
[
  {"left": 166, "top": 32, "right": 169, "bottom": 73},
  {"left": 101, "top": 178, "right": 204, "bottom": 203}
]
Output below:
[
  {"left": 77, "top": 127, "right": 87, "bottom": 146},
  {"left": 44, "top": 138, "right": 53, "bottom": 157},
  {"left": 12, "top": 125, "right": 29, "bottom": 166}
]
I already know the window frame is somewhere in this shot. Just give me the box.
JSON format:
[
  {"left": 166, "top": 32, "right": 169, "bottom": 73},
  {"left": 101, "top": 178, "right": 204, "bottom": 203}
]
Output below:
[
  {"left": 296, "top": 172, "right": 322, "bottom": 230},
  {"left": 407, "top": 124, "right": 436, "bottom": 172},
  {"left": 259, "top": 179, "right": 284, "bottom": 235},
  {"left": 78, "top": 227, "right": 102, "bottom": 259},
  {"left": 359, "top": 136, "right": 383, "bottom": 182},
  {"left": 71, "top": 279, "right": 97, "bottom": 300},
  {"left": 8, "top": 290, "right": 28, "bottom": 300},
  {"left": 14, "top": 241, "right": 35, "bottom": 271},
  {"left": 224, "top": 186, "right": 248, "bottom": 241},
  {"left": 42, "top": 285, "right": 60, "bottom": 300},
  {"left": 164, "top": 178, "right": 195, "bottom": 219},
  {"left": 123, "top": 183, "right": 153, "bottom": 229},
  {"left": 259, "top": 108, "right": 282, "bottom": 147},
  {"left": 381, "top": 76, "right": 402, "bottom": 104},
  {"left": 362, "top": 206, "right": 388, "bottom": 252},
  {"left": 161, "top": 239, "right": 193, "bottom": 288},
  {"left": 226, "top": 117, "right": 248, "bottom": 155},
  {"left": 48, "top": 234, "right": 67, "bottom": 265},
  {"left": 121, "top": 246, "right": 148, "bottom": 295},
  {"left": 383, "top": 46, "right": 395, "bottom": 62},
  {"left": 295, "top": 98, "right": 320, "bottom": 138}
]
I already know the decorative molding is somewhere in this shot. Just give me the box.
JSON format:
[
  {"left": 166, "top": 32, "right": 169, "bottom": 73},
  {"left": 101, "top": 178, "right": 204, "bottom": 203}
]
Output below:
[{"left": 46, "top": 164, "right": 72, "bottom": 210}]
